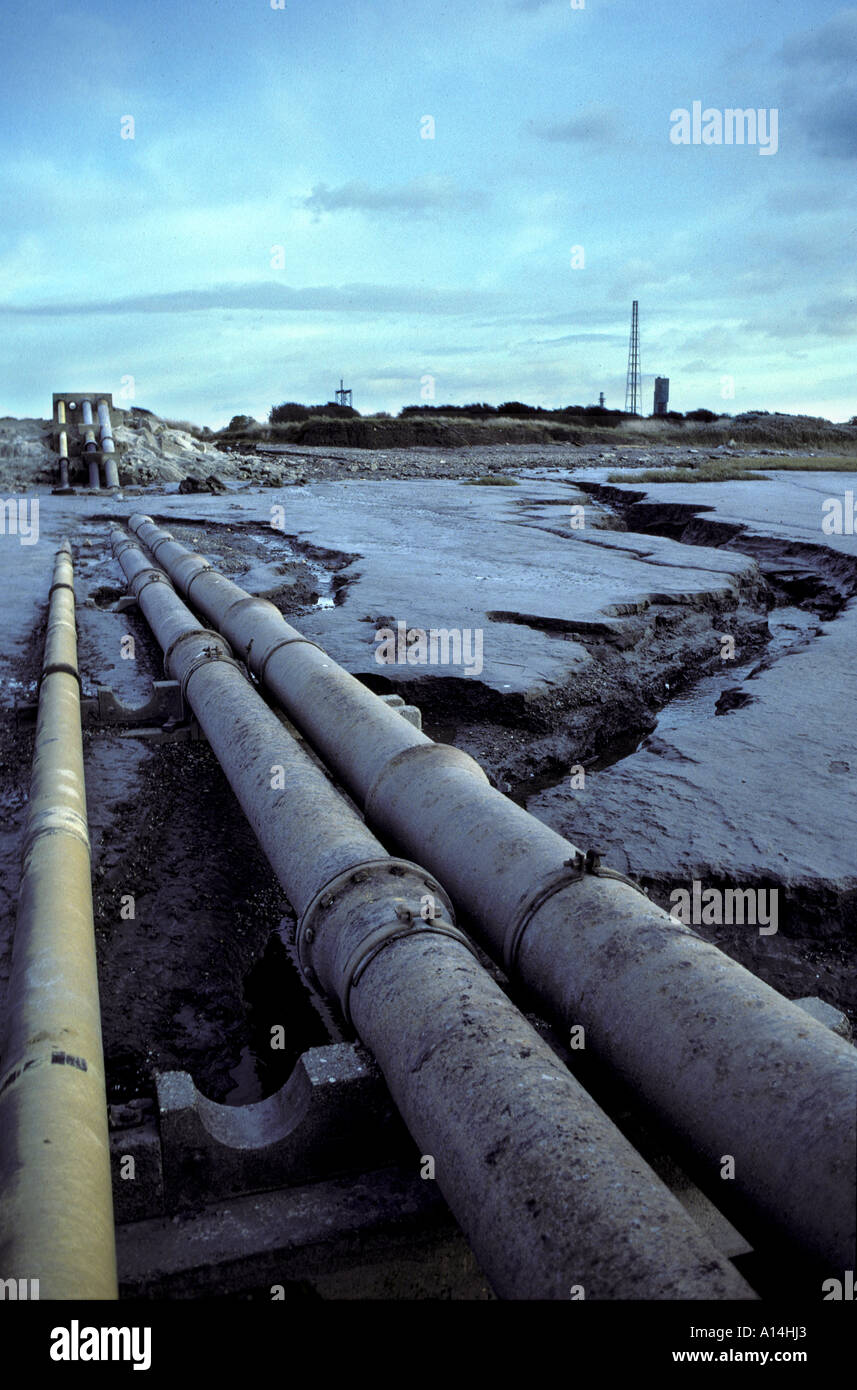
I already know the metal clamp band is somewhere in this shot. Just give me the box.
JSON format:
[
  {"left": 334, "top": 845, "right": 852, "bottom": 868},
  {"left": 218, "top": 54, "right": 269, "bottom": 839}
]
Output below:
[
  {"left": 179, "top": 648, "right": 248, "bottom": 703},
  {"left": 111, "top": 536, "right": 140, "bottom": 562},
  {"left": 503, "top": 850, "right": 649, "bottom": 973},
  {"left": 296, "top": 857, "right": 465, "bottom": 1024},
  {"left": 132, "top": 569, "right": 175, "bottom": 603},
  {"left": 23, "top": 806, "right": 90, "bottom": 857},
  {"left": 257, "top": 634, "right": 324, "bottom": 683},
  {"left": 39, "top": 661, "right": 82, "bottom": 690},
  {"left": 339, "top": 920, "right": 477, "bottom": 1027},
  {"left": 184, "top": 563, "right": 214, "bottom": 601},
  {"left": 48, "top": 580, "right": 75, "bottom": 598},
  {"left": 162, "top": 626, "right": 231, "bottom": 678},
  {"left": 296, "top": 857, "right": 431, "bottom": 958},
  {"left": 148, "top": 532, "right": 175, "bottom": 560}
]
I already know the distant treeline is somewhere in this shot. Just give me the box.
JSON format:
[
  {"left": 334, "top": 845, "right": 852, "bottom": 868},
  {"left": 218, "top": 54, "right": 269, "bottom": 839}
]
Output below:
[{"left": 260, "top": 401, "right": 725, "bottom": 427}]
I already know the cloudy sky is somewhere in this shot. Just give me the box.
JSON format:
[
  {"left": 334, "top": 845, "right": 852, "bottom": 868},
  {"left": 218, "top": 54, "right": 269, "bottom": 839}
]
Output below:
[{"left": 2, "top": 0, "right": 855, "bottom": 425}]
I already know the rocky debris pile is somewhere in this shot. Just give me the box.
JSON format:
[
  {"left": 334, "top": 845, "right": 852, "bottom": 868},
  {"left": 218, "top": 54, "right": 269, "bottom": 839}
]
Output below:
[
  {"left": 0, "top": 418, "right": 56, "bottom": 489},
  {"left": 178, "top": 474, "right": 228, "bottom": 495},
  {"left": 113, "top": 410, "right": 225, "bottom": 486}
]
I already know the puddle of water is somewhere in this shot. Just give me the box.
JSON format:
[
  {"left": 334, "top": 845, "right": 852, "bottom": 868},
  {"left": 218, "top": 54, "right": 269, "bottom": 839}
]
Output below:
[{"left": 223, "top": 1045, "right": 266, "bottom": 1107}]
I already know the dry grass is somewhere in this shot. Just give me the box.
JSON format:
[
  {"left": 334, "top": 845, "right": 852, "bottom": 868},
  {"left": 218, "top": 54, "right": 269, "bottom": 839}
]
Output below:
[
  {"left": 461, "top": 474, "right": 520, "bottom": 486},
  {"left": 608, "top": 454, "right": 857, "bottom": 485}
]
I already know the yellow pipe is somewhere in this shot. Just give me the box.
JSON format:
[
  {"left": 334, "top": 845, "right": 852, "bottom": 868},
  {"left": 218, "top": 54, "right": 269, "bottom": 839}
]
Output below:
[
  {"left": 57, "top": 402, "right": 69, "bottom": 480},
  {"left": 0, "top": 542, "right": 117, "bottom": 1298}
]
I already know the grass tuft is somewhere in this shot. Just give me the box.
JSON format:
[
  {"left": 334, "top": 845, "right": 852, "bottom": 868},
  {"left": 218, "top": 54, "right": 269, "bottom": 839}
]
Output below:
[{"left": 608, "top": 454, "right": 857, "bottom": 484}]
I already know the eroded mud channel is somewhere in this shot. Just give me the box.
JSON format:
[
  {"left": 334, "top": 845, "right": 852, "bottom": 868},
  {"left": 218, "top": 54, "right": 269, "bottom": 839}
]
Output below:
[{"left": 1, "top": 468, "right": 854, "bottom": 1122}]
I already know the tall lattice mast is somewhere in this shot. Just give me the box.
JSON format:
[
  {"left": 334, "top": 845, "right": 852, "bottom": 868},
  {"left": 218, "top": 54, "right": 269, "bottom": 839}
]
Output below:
[{"left": 624, "top": 300, "right": 642, "bottom": 416}]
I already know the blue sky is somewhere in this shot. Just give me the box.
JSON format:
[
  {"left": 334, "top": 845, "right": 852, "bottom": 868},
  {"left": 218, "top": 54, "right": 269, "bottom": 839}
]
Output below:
[{"left": 1, "top": 0, "right": 855, "bottom": 425}]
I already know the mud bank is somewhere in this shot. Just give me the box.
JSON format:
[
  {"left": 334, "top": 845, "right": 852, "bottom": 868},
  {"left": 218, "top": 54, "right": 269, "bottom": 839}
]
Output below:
[{"left": 525, "top": 470, "right": 857, "bottom": 1025}]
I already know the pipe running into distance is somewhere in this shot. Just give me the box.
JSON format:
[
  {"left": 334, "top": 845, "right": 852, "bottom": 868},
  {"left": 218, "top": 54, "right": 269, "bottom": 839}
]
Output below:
[
  {"left": 0, "top": 543, "right": 117, "bottom": 1299},
  {"left": 126, "top": 513, "right": 857, "bottom": 1273},
  {"left": 110, "top": 527, "right": 753, "bottom": 1300}
]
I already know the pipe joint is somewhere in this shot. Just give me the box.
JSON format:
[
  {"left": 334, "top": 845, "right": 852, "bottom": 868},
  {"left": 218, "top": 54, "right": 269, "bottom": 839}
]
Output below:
[
  {"left": 22, "top": 806, "right": 91, "bottom": 862},
  {"left": 296, "top": 858, "right": 467, "bottom": 1026},
  {"left": 129, "top": 568, "right": 175, "bottom": 604},
  {"left": 111, "top": 535, "right": 139, "bottom": 562},
  {"left": 161, "top": 625, "right": 232, "bottom": 678},
  {"left": 149, "top": 532, "right": 176, "bottom": 561},
  {"left": 504, "top": 853, "right": 650, "bottom": 973},
  {"left": 364, "top": 741, "right": 488, "bottom": 825},
  {"left": 184, "top": 561, "right": 214, "bottom": 601},
  {"left": 39, "top": 661, "right": 82, "bottom": 691},
  {"left": 179, "top": 647, "right": 248, "bottom": 704},
  {"left": 256, "top": 631, "right": 325, "bottom": 683}
]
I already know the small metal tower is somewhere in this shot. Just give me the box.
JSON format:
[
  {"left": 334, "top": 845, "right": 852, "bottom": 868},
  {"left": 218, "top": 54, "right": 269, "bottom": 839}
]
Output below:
[
  {"left": 335, "top": 378, "right": 352, "bottom": 408},
  {"left": 624, "top": 301, "right": 642, "bottom": 416}
]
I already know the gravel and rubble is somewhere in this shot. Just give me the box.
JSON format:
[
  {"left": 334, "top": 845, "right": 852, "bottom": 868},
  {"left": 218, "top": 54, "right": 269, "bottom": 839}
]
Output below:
[{"left": 0, "top": 409, "right": 833, "bottom": 496}]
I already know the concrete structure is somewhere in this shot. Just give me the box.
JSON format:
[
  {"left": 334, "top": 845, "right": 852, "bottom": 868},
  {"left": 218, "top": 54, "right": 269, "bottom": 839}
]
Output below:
[
  {"left": 654, "top": 376, "right": 670, "bottom": 415},
  {"left": 51, "top": 393, "right": 121, "bottom": 490}
]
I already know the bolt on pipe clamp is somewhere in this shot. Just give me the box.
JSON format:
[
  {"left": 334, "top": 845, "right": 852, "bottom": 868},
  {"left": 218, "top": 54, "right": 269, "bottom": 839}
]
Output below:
[
  {"left": 503, "top": 850, "right": 650, "bottom": 974},
  {"left": 296, "top": 858, "right": 473, "bottom": 1027}
]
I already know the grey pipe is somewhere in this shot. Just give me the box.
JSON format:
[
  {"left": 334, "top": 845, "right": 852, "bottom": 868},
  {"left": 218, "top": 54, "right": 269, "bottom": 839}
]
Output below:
[
  {"left": 110, "top": 528, "right": 752, "bottom": 1301},
  {"left": 127, "top": 513, "right": 857, "bottom": 1272},
  {"left": 96, "top": 400, "right": 114, "bottom": 453},
  {"left": 81, "top": 401, "right": 100, "bottom": 487},
  {"left": 98, "top": 401, "right": 119, "bottom": 487}
]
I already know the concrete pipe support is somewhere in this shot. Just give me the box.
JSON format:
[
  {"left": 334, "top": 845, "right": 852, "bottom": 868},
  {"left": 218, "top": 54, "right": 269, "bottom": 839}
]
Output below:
[
  {"left": 111, "top": 528, "right": 753, "bottom": 1300},
  {"left": 126, "top": 514, "right": 857, "bottom": 1272},
  {"left": 0, "top": 543, "right": 117, "bottom": 1299}
]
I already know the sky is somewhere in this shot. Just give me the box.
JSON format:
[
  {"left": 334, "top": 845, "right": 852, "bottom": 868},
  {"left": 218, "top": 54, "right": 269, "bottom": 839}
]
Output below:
[{"left": 1, "top": 0, "right": 855, "bottom": 426}]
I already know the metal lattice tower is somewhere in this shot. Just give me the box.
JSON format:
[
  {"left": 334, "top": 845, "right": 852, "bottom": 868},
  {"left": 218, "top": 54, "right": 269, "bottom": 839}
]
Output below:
[{"left": 624, "top": 300, "right": 642, "bottom": 416}]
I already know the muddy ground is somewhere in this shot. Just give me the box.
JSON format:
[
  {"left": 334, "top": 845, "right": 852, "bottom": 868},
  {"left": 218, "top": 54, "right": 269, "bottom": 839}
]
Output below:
[{"left": 1, "top": 437, "right": 855, "bottom": 1122}]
